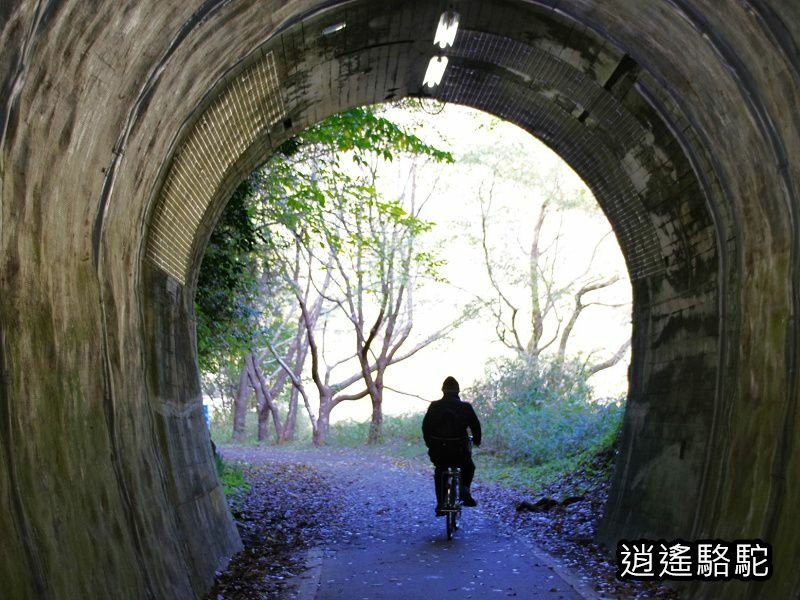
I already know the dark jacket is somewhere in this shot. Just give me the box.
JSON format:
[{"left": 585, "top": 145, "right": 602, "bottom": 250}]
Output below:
[{"left": 422, "top": 392, "right": 482, "bottom": 448}]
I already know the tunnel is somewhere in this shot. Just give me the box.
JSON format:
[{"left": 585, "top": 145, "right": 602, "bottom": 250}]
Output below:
[{"left": 2, "top": 0, "right": 800, "bottom": 598}]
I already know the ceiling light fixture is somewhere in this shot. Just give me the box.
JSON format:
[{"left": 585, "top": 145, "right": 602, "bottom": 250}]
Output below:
[
  {"left": 434, "top": 10, "right": 460, "bottom": 48},
  {"left": 423, "top": 56, "right": 449, "bottom": 88},
  {"left": 322, "top": 21, "right": 346, "bottom": 36}
]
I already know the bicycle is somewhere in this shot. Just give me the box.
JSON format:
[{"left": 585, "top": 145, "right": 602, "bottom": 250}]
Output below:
[
  {"left": 439, "top": 465, "right": 462, "bottom": 540},
  {"left": 432, "top": 435, "right": 473, "bottom": 540}
]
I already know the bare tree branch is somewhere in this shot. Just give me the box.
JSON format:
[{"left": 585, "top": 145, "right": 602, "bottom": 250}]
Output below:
[
  {"left": 585, "top": 338, "right": 632, "bottom": 376},
  {"left": 479, "top": 177, "right": 525, "bottom": 353},
  {"left": 557, "top": 275, "right": 622, "bottom": 360},
  {"left": 383, "top": 384, "right": 436, "bottom": 403}
]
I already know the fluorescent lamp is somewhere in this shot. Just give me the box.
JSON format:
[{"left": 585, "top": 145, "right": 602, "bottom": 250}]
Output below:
[
  {"left": 434, "top": 10, "right": 460, "bottom": 48},
  {"left": 423, "top": 56, "right": 449, "bottom": 88},
  {"left": 322, "top": 21, "right": 346, "bottom": 36}
]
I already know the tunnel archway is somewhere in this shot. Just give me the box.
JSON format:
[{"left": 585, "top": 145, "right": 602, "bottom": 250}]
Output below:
[{"left": 2, "top": 1, "right": 799, "bottom": 598}]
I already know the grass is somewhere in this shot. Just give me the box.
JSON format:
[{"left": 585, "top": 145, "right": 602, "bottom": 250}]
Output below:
[
  {"left": 329, "top": 414, "right": 423, "bottom": 447},
  {"left": 214, "top": 452, "right": 250, "bottom": 498},
  {"left": 209, "top": 416, "right": 255, "bottom": 446},
  {"left": 327, "top": 414, "right": 618, "bottom": 495},
  {"left": 474, "top": 446, "right": 611, "bottom": 494},
  {"left": 328, "top": 419, "right": 372, "bottom": 447},
  {"left": 209, "top": 411, "right": 620, "bottom": 497},
  {"left": 474, "top": 413, "right": 620, "bottom": 493},
  {"left": 208, "top": 408, "right": 313, "bottom": 448}
]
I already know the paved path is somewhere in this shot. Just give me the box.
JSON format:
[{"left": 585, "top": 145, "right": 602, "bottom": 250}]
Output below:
[
  {"left": 310, "top": 511, "right": 586, "bottom": 599},
  {"left": 225, "top": 447, "right": 593, "bottom": 600}
]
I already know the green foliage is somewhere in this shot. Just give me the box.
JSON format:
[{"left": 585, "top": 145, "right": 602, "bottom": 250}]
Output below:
[
  {"left": 329, "top": 419, "right": 372, "bottom": 447},
  {"left": 195, "top": 103, "right": 455, "bottom": 442},
  {"left": 195, "top": 180, "right": 260, "bottom": 372},
  {"left": 209, "top": 411, "right": 258, "bottom": 446},
  {"left": 214, "top": 453, "right": 250, "bottom": 498},
  {"left": 209, "top": 403, "right": 313, "bottom": 447},
  {"left": 253, "top": 105, "right": 451, "bottom": 289},
  {"left": 380, "top": 413, "right": 425, "bottom": 444},
  {"left": 328, "top": 409, "right": 620, "bottom": 494},
  {"left": 330, "top": 413, "right": 424, "bottom": 447},
  {"left": 474, "top": 442, "right": 617, "bottom": 493},
  {"left": 475, "top": 452, "right": 583, "bottom": 491},
  {"left": 300, "top": 106, "right": 453, "bottom": 165},
  {"left": 467, "top": 356, "right": 623, "bottom": 465},
  {"left": 326, "top": 358, "right": 622, "bottom": 478}
]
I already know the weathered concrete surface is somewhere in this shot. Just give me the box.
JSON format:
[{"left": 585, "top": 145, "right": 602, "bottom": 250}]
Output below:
[{"left": 1, "top": 1, "right": 800, "bottom": 598}]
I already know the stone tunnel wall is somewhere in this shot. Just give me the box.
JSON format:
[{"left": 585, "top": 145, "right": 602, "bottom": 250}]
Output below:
[{"left": 2, "top": 1, "right": 800, "bottom": 599}]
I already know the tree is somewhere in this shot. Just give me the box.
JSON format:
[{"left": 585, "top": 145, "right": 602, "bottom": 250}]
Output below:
[
  {"left": 251, "top": 106, "right": 463, "bottom": 444},
  {"left": 196, "top": 167, "right": 307, "bottom": 443},
  {"left": 469, "top": 129, "right": 630, "bottom": 380},
  {"left": 331, "top": 160, "right": 475, "bottom": 443},
  {"left": 198, "top": 105, "right": 491, "bottom": 444},
  {"left": 195, "top": 180, "right": 263, "bottom": 441}
]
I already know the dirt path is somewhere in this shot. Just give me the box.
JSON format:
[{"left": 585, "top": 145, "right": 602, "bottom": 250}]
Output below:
[{"left": 220, "top": 446, "right": 596, "bottom": 600}]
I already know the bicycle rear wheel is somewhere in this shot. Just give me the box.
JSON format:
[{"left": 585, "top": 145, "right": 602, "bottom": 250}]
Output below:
[
  {"left": 446, "top": 510, "right": 456, "bottom": 539},
  {"left": 443, "top": 468, "right": 460, "bottom": 540}
]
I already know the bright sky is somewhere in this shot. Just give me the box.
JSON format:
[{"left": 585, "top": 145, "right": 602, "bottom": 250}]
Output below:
[{"left": 327, "top": 102, "right": 632, "bottom": 422}]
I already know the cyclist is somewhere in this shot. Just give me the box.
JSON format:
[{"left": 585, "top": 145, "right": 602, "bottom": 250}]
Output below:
[{"left": 422, "top": 376, "right": 482, "bottom": 515}]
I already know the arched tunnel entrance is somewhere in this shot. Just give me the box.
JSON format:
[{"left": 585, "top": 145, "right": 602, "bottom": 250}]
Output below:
[{"left": 2, "top": 1, "right": 799, "bottom": 598}]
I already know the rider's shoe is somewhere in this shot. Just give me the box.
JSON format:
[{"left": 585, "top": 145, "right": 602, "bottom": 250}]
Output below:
[
  {"left": 435, "top": 505, "right": 446, "bottom": 517},
  {"left": 462, "top": 493, "right": 477, "bottom": 507}
]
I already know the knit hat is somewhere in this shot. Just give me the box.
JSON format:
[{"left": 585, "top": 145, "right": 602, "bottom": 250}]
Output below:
[{"left": 441, "top": 376, "right": 460, "bottom": 393}]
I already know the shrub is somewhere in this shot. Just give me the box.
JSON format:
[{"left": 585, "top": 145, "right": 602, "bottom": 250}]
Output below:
[
  {"left": 465, "top": 356, "right": 623, "bottom": 465},
  {"left": 380, "top": 413, "right": 425, "bottom": 444},
  {"left": 213, "top": 453, "right": 250, "bottom": 497},
  {"left": 330, "top": 419, "right": 371, "bottom": 446},
  {"left": 330, "top": 413, "right": 424, "bottom": 446}
]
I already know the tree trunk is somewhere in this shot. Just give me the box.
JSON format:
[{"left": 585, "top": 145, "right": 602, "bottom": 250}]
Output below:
[
  {"left": 232, "top": 364, "right": 251, "bottom": 442},
  {"left": 245, "top": 355, "right": 268, "bottom": 443},
  {"left": 527, "top": 200, "right": 549, "bottom": 355},
  {"left": 257, "top": 402, "right": 270, "bottom": 443},
  {"left": 314, "top": 395, "right": 333, "bottom": 446},
  {"left": 247, "top": 353, "right": 285, "bottom": 444},
  {"left": 280, "top": 336, "right": 308, "bottom": 442},
  {"left": 367, "top": 398, "right": 383, "bottom": 444},
  {"left": 280, "top": 387, "right": 299, "bottom": 443},
  {"left": 366, "top": 371, "right": 384, "bottom": 444}
]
